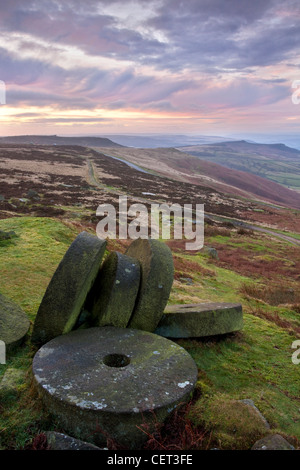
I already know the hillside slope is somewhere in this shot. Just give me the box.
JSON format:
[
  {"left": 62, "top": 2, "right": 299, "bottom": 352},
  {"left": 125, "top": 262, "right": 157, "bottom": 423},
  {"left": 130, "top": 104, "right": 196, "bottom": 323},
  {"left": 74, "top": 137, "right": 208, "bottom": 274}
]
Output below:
[
  {"left": 95, "top": 146, "right": 300, "bottom": 210},
  {"left": 178, "top": 140, "right": 300, "bottom": 191}
]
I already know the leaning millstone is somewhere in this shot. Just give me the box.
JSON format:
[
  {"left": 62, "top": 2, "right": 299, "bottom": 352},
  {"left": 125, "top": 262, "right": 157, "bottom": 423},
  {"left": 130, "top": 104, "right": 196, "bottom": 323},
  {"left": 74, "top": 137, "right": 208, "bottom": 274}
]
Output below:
[
  {"left": 125, "top": 238, "right": 174, "bottom": 332},
  {"left": 86, "top": 251, "right": 140, "bottom": 328},
  {"left": 154, "top": 302, "right": 243, "bottom": 338},
  {"left": 31, "top": 232, "right": 106, "bottom": 346},
  {"left": 0, "top": 293, "right": 30, "bottom": 351},
  {"left": 32, "top": 327, "right": 197, "bottom": 450}
]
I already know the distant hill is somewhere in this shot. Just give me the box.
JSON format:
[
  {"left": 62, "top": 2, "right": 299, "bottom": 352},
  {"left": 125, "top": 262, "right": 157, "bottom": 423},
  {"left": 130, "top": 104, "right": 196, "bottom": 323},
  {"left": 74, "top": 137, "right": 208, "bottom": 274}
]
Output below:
[
  {"left": 0, "top": 135, "right": 123, "bottom": 148},
  {"left": 177, "top": 140, "right": 300, "bottom": 191},
  {"left": 100, "top": 134, "right": 235, "bottom": 148},
  {"left": 95, "top": 146, "right": 300, "bottom": 210}
]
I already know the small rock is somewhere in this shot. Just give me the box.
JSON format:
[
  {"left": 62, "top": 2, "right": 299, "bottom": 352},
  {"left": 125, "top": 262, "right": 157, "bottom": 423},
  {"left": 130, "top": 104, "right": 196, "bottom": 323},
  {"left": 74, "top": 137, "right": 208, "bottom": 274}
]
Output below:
[
  {"left": 45, "top": 432, "right": 104, "bottom": 450},
  {"left": 0, "top": 368, "right": 25, "bottom": 396},
  {"left": 0, "top": 230, "right": 17, "bottom": 241},
  {"left": 252, "top": 434, "right": 295, "bottom": 450},
  {"left": 179, "top": 277, "right": 193, "bottom": 285},
  {"left": 0, "top": 195, "right": 5, "bottom": 202},
  {"left": 189, "top": 396, "right": 269, "bottom": 450},
  {"left": 203, "top": 246, "right": 219, "bottom": 260},
  {"left": 239, "top": 399, "right": 270, "bottom": 430},
  {"left": 27, "top": 189, "right": 40, "bottom": 200}
]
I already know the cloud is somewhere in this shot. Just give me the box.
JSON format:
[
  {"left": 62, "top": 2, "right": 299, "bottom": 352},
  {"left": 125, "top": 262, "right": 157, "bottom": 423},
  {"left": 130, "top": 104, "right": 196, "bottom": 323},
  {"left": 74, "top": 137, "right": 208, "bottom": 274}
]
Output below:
[
  {"left": 2, "top": 1, "right": 300, "bottom": 75},
  {"left": 0, "top": 0, "right": 299, "bottom": 134}
]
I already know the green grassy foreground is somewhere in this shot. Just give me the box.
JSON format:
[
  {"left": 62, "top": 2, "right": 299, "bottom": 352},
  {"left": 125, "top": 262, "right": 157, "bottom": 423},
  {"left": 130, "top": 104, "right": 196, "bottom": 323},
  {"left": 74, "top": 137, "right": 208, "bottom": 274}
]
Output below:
[{"left": 0, "top": 216, "right": 299, "bottom": 449}]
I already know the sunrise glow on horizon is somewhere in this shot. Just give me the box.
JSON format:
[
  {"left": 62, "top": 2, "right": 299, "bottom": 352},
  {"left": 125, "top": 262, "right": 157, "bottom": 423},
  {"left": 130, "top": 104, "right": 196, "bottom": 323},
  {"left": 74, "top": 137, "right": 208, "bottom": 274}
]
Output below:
[{"left": 0, "top": 0, "right": 299, "bottom": 137}]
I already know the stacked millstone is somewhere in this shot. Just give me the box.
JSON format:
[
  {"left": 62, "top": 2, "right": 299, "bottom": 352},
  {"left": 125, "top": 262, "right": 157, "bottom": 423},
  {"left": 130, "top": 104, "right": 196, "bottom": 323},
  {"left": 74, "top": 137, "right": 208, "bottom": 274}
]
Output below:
[
  {"left": 31, "top": 231, "right": 243, "bottom": 449},
  {"left": 32, "top": 235, "right": 175, "bottom": 343}
]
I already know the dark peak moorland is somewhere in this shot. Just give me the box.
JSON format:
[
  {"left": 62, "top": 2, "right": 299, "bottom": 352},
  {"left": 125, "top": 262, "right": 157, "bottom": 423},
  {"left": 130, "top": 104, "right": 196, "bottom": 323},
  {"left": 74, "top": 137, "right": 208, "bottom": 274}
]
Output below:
[{"left": 0, "top": 134, "right": 123, "bottom": 148}]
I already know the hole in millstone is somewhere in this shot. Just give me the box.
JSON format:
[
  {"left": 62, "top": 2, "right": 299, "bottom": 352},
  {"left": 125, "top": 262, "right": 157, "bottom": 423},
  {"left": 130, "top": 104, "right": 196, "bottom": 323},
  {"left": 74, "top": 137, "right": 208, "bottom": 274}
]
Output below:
[{"left": 103, "top": 353, "right": 130, "bottom": 368}]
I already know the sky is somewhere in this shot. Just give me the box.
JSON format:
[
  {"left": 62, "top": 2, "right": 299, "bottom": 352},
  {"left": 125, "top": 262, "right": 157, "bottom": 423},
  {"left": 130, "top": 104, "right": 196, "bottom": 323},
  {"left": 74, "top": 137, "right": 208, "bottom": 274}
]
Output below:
[{"left": 0, "top": 0, "right": 300, "bottom": 137}]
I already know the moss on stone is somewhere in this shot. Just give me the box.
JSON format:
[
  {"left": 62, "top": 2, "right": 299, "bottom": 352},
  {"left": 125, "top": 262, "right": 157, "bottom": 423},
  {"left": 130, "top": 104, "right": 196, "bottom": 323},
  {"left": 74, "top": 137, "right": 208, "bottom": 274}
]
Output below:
[
  {"left": 32, "top": 327, "right": 198, "bottom": 449},
  {"left": 86, "top": 251, "right": 140, "bottom": 328},
  {"left": 31, "top": 232, "right": 106, "bottom": 346},
  {"left": 155, "top": 302, "right": 243, "bottom": 338},
  {"left": 125, "top": 238, "right": 174, "bottom": 332}
]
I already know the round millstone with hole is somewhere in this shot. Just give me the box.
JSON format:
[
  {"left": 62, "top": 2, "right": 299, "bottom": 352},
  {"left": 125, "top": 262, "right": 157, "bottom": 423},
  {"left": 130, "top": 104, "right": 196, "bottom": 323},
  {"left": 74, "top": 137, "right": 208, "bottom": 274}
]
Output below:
[
  {"left": 85, "top": 251, "right": 140, "bottom": 328},
  {"left": 0, "top": 293, "right": 30, "bottom": 352},
  {"left": 154, "top": 302, "right": 243, "bottom": 338},
  {"left": 31, "top": 232, "right": 106, "bottom": 346},
  {"left": 125, "top": 238, "right": 174, "bottom": 332},
  {"left": 32, "top": 327, "right": 197, "bottom": 449}
]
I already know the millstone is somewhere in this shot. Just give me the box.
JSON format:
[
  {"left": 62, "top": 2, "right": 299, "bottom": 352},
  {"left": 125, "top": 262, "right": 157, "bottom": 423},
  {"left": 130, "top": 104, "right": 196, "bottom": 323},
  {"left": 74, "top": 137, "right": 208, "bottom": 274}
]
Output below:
[
  {"left": 32, "top": 327, "right": 197, "bottom": 449},
  {"left": 85, "top": 251, "right": 140, "bottom": 328},
  {"left": 154, "top": 302, "right": 243, "bottom": 338},
  {"left": 125, "top": 238, "right": 174, "bottom": 332},
  {"left": 0, "top": 293, "right": 30, "bottom": 351},
  {"left": 31, "top": 232, "right": 106, "bottom": 346}
]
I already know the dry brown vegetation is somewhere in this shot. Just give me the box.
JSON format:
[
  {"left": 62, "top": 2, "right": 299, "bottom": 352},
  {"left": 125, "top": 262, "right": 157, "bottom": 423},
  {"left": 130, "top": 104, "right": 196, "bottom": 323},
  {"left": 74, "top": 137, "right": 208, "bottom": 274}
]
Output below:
[
  {"left": 240, "top": 283, "right": 300, "bottom": 307},
  {"left": 212, "top": 243, "right": 300, "bottom": 281},
  {"left": 95, "top": 145, "right": 300, "bottom": 210}
]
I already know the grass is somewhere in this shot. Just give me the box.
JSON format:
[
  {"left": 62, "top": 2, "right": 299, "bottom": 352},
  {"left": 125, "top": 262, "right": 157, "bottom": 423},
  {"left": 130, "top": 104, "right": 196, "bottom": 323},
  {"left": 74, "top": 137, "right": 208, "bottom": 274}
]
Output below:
[
  {"left": 188, "top": 394, "right": 268, "bottom": 450},
  {"left": 0, "top": 216, "right": 299, "bottom": 450},
  {"left": 0, "top": 217, "right": 82, "bottom": 449},
  {"left": 271, "top": 228, "right": 300, "bottom": 241},
  {"left": 179, "top": 314, "right": 300, "bottom": 441},
  {"left": 0, "top": 217, "right": 78, "bottom": 321}
]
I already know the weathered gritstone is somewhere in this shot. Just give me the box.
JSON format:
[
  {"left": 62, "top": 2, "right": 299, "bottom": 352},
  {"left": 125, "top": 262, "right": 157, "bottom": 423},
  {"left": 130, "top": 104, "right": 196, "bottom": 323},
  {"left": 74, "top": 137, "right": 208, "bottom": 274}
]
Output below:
[
  {"left": 154, "top": 302, "right": 243, "bottom": 338},
  {"left": 0, "top": 293, "right": 30, "bottom": 352},
  {"left": 86, "top": 251, "right": 140, "bottom": 328},
  {"left": 125, "top": 238, "right": 174, "bottom": 332},
  {"left": 32, "top": 327, "right": 198, "bottom": 449},
  {"left": 31, "top": 232, "right": 106, "bottom": 346}
]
